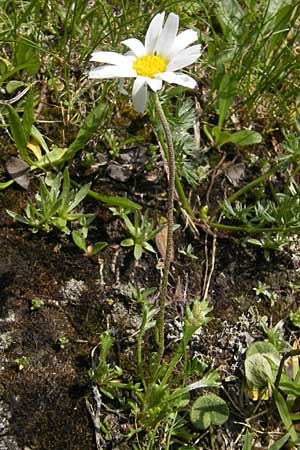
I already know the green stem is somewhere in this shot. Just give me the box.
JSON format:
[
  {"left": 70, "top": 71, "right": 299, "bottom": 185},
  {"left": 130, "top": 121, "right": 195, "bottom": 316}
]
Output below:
[
  {"left": 175, "top": 172, "right": 195, "bottom": 217},
  {"left": 275, "top": 349, "right": 300, "bottom": 389},
  {"left": 153, "top": 92, "right": 176, "bottom": 369},
  {"left": 209, "top": 221, "right": 300, "bottom": 234},
  {"left": 137, "top": 307, "right": 147, "bottom": 390},
  {"left": 213, "top": 163, "right": 281, "bottom": 216}
]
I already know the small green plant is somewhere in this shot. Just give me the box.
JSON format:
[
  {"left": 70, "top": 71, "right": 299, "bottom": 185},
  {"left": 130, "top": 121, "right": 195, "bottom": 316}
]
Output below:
[
  {"left": 215, "top": 134, "right": 300, "bottom": 253},
  {"left": 88, "top": 330, "right": 140, "bottom": 400},
  {"left": 30, "top": 297, "right": 44, "bottom": 310},
  {"left": 178, "top": 243, "right": 199, "bottom": 260},
  {"left": 88, "top": 297, "right": 222, "bottom": 447},
  {"left": 120, "top": 210, "right": 159, "bottom": 260},
  {"left": 58, "top": 336, "right": 69, "bottom": 349},
  {"left": 7, "top": 167, "right": 93, "bottom": 234},
  {"left": 289, "top": 308, "right": 300, "bottom": 328},
  {"left": 254, "top": 281, "right": 277, "bottom": 307},
  {"left": 71, "top": 216, "right": 107, "bottom": 256},
  {"left": 15, "top": 356, "right": 29, "bottom": 371}
]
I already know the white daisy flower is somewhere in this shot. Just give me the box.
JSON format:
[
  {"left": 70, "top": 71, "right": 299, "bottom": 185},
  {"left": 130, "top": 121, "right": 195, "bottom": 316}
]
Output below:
[{"left": 89, "top": 12, "right": 201, "bottom": 113}]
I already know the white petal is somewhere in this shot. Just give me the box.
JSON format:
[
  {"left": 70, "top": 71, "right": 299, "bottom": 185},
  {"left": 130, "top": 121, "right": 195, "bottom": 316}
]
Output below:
[
  {"left": 168, "top": 29, "right": 198, "bottom": 58},
  {"left": 89, "top": 65, "right": 137, "bottom": 79},
  {"left": 157, "top": 71, "right": 197, "bottom": 88},
  {"left": 167, "top": 44, "right": 201, "bottom": 71},
  {"left": 90, "top": 51, "right": 132, "bottom": 67},
  {"left": 132, "top": 77, "right": 148, "bottom": 113},
  {"left": 155, "top": 13, "right": 179, "bottom": 56},
  {"left": 122, "top": 38, "right": 145, "bottom": 57},
  {"left": 146, "top": 77, "right": 162, "bottom": 91},
  {"left": 145, "top": 12, "right": 165, "bottom": 53}
]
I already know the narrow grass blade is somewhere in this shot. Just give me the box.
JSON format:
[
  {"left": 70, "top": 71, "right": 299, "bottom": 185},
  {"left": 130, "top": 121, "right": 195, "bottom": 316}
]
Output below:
[
  {"left": 268, "top": 432, "right": 290, "bottom": 450},
  {"left": 273, "top": 387, "right": 298, "bottom": 443},
  {"left": 242, "top": 429, "right": 253, "bottom": 450}
]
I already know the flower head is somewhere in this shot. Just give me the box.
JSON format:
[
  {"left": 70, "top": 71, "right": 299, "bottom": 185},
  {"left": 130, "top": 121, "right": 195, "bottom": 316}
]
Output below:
[{"left": 89, "top": 12, "right": 201, "bottom": 112}]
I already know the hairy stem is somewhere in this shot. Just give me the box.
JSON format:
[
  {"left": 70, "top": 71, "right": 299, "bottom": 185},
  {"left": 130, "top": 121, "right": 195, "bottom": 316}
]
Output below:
[
  {"left": 152, "top": 116, "right": 194, "bottom": 217},
  {"left": 153, "top": 92, "right": 176, "bottom": 368}
]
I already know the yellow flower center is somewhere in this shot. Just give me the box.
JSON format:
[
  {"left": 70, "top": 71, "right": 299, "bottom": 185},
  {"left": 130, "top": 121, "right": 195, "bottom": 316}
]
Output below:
[{"left": 133, "top": 54, "right": 167, "bottom": 78}]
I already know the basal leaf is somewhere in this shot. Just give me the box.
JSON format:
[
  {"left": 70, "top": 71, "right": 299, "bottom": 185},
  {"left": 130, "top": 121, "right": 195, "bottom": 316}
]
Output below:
[
  {"left": 190, "top": 393, "right": 229, "bottom": 430},
  {"left": 217, "top": 72, "right": 238, "bottom": 129},
  {"left": 6, "top": 104, "right": 28, "bottom": 160},
  {"left": 32, "top": 147, "right": 68, "bottom": 168},
  {"left": 245, "top": 353, "right": 272, "bottom": 388},
  {"left": 226, "top": 130, "right": 262, "bottom": 146},
  {"left": 72, "top": 230, "right": 87, "bottom": 251},
  {"left": 92, "top": 242, "right": 108, "bottom": 254}
]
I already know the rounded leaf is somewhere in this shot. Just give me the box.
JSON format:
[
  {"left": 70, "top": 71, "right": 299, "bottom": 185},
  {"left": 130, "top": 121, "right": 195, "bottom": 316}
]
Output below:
[
  {"left": 190, "top": 393, "right": 229, "bottom": 430},
  {"left": 245, "top": 353, "right": 272, "bottom": 389}
]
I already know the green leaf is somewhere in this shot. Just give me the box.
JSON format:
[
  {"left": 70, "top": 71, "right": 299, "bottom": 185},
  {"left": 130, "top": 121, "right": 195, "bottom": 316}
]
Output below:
[
  {"left": 217, "top": 72, "right": 238, "bottom": 129},
  {"left": 0, "top": 180, "right": 14, "bottom": 190},
  {"left": 213, "top": 128, "right": 232, "bottom": 147},
  {"left": 99, "top": 330, "right": 115, "bottom": 368},
  {"left": 68, "top": 182, "right": 91, "bottom": 212},
  {"left": 247, "top": 341, "right": 280, "bottom": 362},
  {"left": 190, "top": 393, "right": 229, "bottom": 430},
  {"left": 169, "top": 370, "right": 220, "bottom": 402},
  {"left": 15, "top": 39, "right": 40, "bottom": 75},
  {"left": 268, "top": 432, "right": 290, "bottom": 450},
  {"left": 242, "top": 429, "right": 253, "bottom": 450},
  {"left": 123, "top": 215, "right": 136, "bottom": 236},
  {"left": 215, "top": 0, "right": 244, "bottom": 38},
  {"left": 184, "top": 299, "right": 213, "bottom": 345},
  {"left": 279, "top": 374, "right": 300, "bottom": 397},
  {"left": 22, "top": 88, "right": 35, "bottom": 142},
  {"left": 30, "top": 125, "right": 50, "bottom": 153},
  {"left": 92, "top": 242, "right": 108, "bottom": 254},
  {"left": 6, "top": 80, "right": 25, "bottom": 94},
  {"left": 267, "top": 5, "right": 295, "bottom": 55},
  {"left": 143, "top": 241, "right": 156, "bottom": 253},
  {"left": 134, "top": 243, "right": 143, "bottom": 260},
  {"left": 72, "top": 230, "right": 87, "bottom": 251},
  {"left": 245, "top": 353, "right": 273, "bottom": 389},
  {"left": 225, "top": 130, "right": 262, "bottom": 146},
  {"left": 32, "top": 147, "right": 68, "bottom": 168},
  {"left": 273, "top": 387, "right": 298, "bottom": 443},
  {"left": 86, "top": 189, "right": 141, "bottom": 210},
  {"left": 64, "top": 102, "right": 108, "bottom": 161},
  {"left": 6, "top": 209, "right": 31, "bottom": 225},
  {"left": 61, "top": 167, "right": 71, "bottom": 209},
  {"left": 6, "top": 104, "right": 28, "bottom": 160}
]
